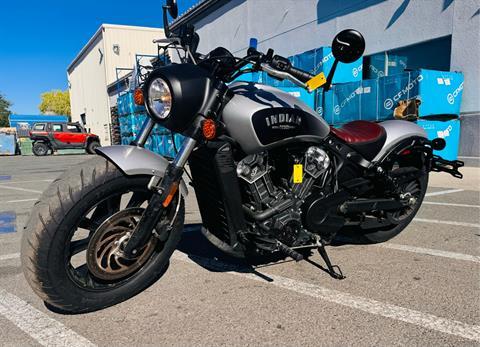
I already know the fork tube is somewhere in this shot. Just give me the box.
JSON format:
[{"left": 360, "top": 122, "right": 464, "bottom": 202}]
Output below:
[
  {"left": 173, "top": 137, "right": 197, "bottom": 168},
  {"left": 133, "top": 118, "right": 155, "bottom": 147}
]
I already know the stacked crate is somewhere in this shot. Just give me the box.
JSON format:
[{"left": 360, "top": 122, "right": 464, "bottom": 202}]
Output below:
[
  {"left": 117, "top": 91, "right": 184, "bottom": 159},
  {"left": 254, "top": 44, "right": 464, "bottom": 160}
]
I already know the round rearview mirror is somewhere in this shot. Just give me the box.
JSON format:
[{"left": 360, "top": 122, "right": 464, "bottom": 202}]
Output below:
[
  {"left": 166, "top": 0, "right": 178, "bottom": 19},
  {"left": 331, "top": 29, "right": 365, "bottom": 63}
]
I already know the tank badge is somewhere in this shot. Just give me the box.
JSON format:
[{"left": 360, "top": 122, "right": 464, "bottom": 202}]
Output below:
[{"left": 265, "top": 113, "right": 302, "bottom": 130}]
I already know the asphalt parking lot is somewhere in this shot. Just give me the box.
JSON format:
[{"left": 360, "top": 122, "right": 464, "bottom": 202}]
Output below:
[{"left": 0, "top": 154, "right": 479, "bottom": 346}]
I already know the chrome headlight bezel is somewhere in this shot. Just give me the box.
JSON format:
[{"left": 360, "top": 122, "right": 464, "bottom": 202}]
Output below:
[{"left": 146, "top": 78, "right": 172, "bottom": 120}]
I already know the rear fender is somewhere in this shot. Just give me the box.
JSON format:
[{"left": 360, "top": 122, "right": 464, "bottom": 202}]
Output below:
[
  {"left": 96, "top": 145, "right": 188, "bottom": 196},
  {"left": 372, "top": 120, "right": 427, "bottom": 162}
]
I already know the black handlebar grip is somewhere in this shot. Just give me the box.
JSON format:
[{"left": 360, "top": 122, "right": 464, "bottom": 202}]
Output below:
[{"left": 287, "top": 66, "right": 315, "bottom": 84}]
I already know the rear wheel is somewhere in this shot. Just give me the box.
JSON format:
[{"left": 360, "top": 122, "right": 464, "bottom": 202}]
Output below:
[
  {"left": 32, "top": 142, "right": 49, "bottom": 156},
  {"left": 21, "top": 157, "right": 184, "bottom": 313},
  {"left": 336, "top": 156, "right": 428, "bottom": 244}
]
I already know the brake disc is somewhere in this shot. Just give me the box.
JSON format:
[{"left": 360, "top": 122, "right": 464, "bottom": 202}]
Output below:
[{"left": 86, "top": 207, "right": 157, "bottom": 281}]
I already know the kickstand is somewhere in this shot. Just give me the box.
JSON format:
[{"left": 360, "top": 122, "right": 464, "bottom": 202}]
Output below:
[{"left": 317, "top": 242, "right": 345, "bottom": 280}]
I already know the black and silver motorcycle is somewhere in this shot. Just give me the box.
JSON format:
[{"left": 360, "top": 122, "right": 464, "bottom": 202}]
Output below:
[{"left": 21, "top": 0, "right": 463, "bottom": 313}]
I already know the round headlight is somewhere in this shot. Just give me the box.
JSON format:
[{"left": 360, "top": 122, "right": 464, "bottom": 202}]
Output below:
[{"left": 147, "top": 78, "right": 172, "bottom": 120}]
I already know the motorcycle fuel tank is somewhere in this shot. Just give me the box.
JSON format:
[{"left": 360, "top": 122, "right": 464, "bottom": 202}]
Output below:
[{"left": 222, "top": 82, "right": 330, "bottom": 154}]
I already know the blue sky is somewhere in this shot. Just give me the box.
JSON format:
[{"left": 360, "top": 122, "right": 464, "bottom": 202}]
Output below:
[{"left": 0, "top": 0, "right": 198, "bottom": 114}]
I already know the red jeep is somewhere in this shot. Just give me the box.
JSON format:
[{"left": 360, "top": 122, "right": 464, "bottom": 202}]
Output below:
[{"left": 29, "top": 122, "right": 101, "bottom": 156}]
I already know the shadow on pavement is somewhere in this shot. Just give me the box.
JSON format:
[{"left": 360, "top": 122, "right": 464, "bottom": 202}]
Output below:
[{"left": 177, "top": 224, "right": 333, "bottom": 279}]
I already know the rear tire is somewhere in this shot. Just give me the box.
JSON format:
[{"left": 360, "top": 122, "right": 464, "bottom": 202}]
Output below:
[
  {"left": 32, "top": 142, "right": 49, "bottom": 156},
  {"left": 21, "top": 156, "right": 184, "bottom": 313},
  {"left": 335, "top": 165, "right": 428, "bottom": 245}
]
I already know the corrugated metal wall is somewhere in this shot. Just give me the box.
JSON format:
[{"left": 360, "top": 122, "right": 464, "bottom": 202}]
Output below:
[
  {"left": 68, "top": 25, "right": 165, "bottom": 145},
  {"left": 68, "top": 34, "right": 110, "bottom": 144},
  {"left": 103, "top": 26, "right": 165, "bottom": 85}
]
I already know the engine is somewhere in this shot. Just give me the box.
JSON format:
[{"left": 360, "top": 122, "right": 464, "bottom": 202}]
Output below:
[{"left": 237, "top": 146, "right": 331, "bottom": 246}]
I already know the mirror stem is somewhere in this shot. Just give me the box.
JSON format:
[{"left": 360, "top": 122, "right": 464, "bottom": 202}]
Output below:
[
  {"left": 324, "top": 59, "right": 338, "bottom": 92},
  {"left": 163, "top": 5, "right": 171, "bottom": 38}
]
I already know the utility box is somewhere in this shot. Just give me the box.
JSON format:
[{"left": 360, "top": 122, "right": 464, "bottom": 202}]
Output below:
[
  {"left": 0, "top": 133, "right": 17, "bottom": 155},
  {"left": 414, "top": 69, "right": 464, "bottom": 116},
  {"left": 316, "top": 81, "right": 376, "bottom": 125},
  {"left": 310, "top": 47, "right": 363, "bottom": 84},
  {"left": 365, "top": 52, "right": 408, "bottom": 79},
  {"left": 417, "top": 117, "right": 460, "bottom": 160},
  {"left": 278, "top": 87, "right": 316, "bottom": 110},
  {"left": 377, "top": 70, "right": 464, "bottom": 120}
]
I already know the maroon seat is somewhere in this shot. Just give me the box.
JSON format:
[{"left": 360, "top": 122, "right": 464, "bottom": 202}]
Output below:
[{"left": 330, "top": 121, "right": 387, "bottom": 160}]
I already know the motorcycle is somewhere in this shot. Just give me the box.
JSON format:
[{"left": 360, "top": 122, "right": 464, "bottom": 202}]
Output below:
[{"left": 21, "top": 0, "right": 463, "bottom": 313}]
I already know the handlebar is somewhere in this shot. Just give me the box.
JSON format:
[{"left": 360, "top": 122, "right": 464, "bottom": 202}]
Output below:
[
  {"left": 249, "top": 49, "right": 315, "bottom": 89},
  {"left": 286, "top": 66, "right": 315, "bottom": 84}
]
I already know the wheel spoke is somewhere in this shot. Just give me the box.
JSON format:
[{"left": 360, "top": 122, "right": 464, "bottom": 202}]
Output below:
[
  {"left": 70, "top": 237, "right": 91, "bottom": 256},
  {"left": 78, "top": 217, "right": 101, "bottom": 231},
  {"left": 126, "top": 191, "right": 150, "bottom": 208}
]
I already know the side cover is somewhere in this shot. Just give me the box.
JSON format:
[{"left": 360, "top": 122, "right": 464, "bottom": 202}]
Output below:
[{"left": 96, "top": 145, "right": 188, "bottom": 196}]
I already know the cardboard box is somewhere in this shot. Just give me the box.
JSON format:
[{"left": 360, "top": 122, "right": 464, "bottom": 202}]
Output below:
[{"left": 417, "top": 118, "right": 460, "bottom": 160}]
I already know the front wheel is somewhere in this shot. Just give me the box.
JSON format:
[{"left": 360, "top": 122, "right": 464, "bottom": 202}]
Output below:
[
  {"left": 21, "top": 157, "right": 184, "bottom": 313},
  {"left": 86, "top": 140, "right": 100, "bottom": 154}
]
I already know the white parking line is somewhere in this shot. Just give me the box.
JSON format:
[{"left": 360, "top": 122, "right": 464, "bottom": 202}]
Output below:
[
  {"left": 413, "top": 218, "right": 480, "bottom": 228},
  {"left": 423, "top": 201, "right": 480, "bottom": 209},
  {"left": 173, "top": 252, "right": 480, "bottom": 342},
  {"left": 0, "top": 179, "right": 53, "bottom": 185},
  {"left": 0, "top": 253, "right": 20, "bottom": 261},
  {"left": 0, "top": 186, "right": 42, "bottom": 194},
  {"left": 0, "top": 198, "right": 38, "bottom": 204},
  {"left": 0, "top": 288, "right": 96, "bottom": 347},
  {"left": 425, "top": 189, "right": 464, "bottom": 197},
  {"left": 378, "top": 243, "right": 480, "bottom": 263}
]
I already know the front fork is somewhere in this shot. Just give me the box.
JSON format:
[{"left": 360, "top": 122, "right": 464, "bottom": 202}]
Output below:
[
  {"left": 123, "top": 80, "right": 227, "bottom": 257},
  {"left": 123, "top": 127, "right": 197, "bottom": 257}
]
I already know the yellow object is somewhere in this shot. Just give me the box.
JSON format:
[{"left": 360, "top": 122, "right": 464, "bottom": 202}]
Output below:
[
  {"left": 306, "top": 72, "right": 327, "bottom": 91},
  {"left": 293, "top": 164, "right": 303, "bottom": 184}
]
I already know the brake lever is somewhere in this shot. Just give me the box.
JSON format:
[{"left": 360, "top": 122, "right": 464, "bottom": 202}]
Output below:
[{"left": 153, "top": 37, "right": 182, "bottom": 45}]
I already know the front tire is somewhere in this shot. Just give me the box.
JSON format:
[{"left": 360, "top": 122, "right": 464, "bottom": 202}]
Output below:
[
  {"left": 21, "top": 156, "right": 184, "bottom": 313},
  {"left": 86, "top": 140, "right": 100, "bottom": 154}
]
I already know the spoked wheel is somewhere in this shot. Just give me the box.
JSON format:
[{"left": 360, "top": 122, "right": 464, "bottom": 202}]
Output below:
[
  {"left": 336, "top": 154, "right": 428, "bottom": 244},
  {"left": 21, "top": 157, "right": 184, "bottom": 313}
]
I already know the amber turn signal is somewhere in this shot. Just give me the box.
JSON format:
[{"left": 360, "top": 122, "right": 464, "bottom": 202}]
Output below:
[
  {"left": 202, "top": 119, "right": 217, "bottom": 140},
  {"left": 133, "top": 88, "right": 144, "bottom": 106}
]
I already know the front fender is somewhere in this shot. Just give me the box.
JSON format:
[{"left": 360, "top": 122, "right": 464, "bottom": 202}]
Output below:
[{"left": 96, "top": 145, "right": 188, "bottom": 196}]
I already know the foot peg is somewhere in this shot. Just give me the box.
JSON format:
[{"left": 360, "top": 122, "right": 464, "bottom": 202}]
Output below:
[
  {"left": 277, "top": 241, "right": 304, "bottom": 262},
  {"left": 317, "top": 242, "right": 345, "bottom": 279}
]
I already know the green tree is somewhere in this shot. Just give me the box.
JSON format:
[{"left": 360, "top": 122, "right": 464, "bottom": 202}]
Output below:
[
  {"left": 0, "top": 93, "right": 12, "bottom": 127},
  {"left": 39, "top": 89, "right": 71, "bottom": 116}
]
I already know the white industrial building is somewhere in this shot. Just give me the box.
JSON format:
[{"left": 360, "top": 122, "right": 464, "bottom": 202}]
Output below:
[{"left": 67, "top": 24, "right": 165, "bottom": 145}]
